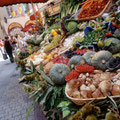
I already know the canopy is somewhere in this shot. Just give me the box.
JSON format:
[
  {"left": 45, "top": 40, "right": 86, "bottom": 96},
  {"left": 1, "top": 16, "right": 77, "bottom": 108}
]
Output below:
[{"left": 0, "top": 0, "right": 48, "bottom": 6}]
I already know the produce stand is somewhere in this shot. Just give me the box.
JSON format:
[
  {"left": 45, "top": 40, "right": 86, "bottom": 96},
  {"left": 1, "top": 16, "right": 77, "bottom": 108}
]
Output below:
[{"left": 13, "top": 0, "right": 120, "bottom": 119}]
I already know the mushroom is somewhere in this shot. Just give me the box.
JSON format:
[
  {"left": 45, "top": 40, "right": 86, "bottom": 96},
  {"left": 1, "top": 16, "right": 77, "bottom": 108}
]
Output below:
[
  {"left": 99, "top": 81, "right": 111, "bottom": 96},
  {"left": 111, "top": 84, "right": 120, "bottom": 96},
  {"left": 73, "top": 91, "right": 81, "bottom": 98},
  {"left": 89, "top": 84, "right": 96, "bottom": 92},
  {"left": 94, "top": 70, "right": 103, "bottom": 74},
  {"left": 92, "top": 89, "right": 103, "bottom": 98},
  {"left": 99, "top": 73, "right": 111, "bottom": 81}
]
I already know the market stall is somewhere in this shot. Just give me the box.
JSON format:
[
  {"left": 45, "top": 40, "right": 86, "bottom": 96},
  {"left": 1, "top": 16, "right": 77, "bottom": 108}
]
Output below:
[{"left": 5, "top": 0, "right": 120, "bottom": 119}]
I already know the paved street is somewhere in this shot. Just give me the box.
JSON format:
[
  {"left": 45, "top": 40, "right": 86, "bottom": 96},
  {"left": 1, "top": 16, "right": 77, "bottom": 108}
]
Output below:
[{"left": 0, "top": 59, "right": 46, "bottom": 120}]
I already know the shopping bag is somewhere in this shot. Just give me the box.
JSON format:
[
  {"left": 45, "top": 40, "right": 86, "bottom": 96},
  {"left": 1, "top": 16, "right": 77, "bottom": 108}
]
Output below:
[{"left": 3, "top": 53, "right": 8, "bottom": 60}]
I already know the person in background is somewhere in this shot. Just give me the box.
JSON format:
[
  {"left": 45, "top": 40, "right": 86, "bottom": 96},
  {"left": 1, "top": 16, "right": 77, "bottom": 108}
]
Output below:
[
  {"left": 0, "top": 39, "right": 4, "bottom": 58},
  {"left": 4, "top": 36, "right": 14, "bottom": 63},
  {"left": 10, "top": 35, "right": 18, "bottom": 50}
]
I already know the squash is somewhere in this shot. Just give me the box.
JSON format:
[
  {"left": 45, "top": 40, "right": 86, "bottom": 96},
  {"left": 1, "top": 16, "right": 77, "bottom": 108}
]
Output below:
[
  {"left": 105, "top": 38, "right": 120, "bottom": 54},
  {"left": 68, "top": 56, "right": 86, "bottom": 70},
  {"left": 83, "top": 51, "right": 96, "bottom": 66},
  {"left": 114, "top": 29, "right": 120, "bottom": 38},
  {"left": 49, "top": 64, "right": 70, "bottom": 85},
  {"left": 91, "top": 50, "right": 113, "bottom": 70}
]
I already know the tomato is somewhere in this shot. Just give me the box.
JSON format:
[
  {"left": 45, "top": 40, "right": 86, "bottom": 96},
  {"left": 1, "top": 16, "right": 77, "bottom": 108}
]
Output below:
[
  {"left": 108, "top": 32, "right": 112, "bottom": 36},
  {"left": 111, "top": 14, "right": 114, "bottom": 17},
  {"left": 112, "top": 22, "right": 117, "bottom": 27},
  {"left": 105, "top": 33, "right": 109, "bottom": 36},
  {"left": 117, "top": 25, "right": 120, "bottom": 28}
]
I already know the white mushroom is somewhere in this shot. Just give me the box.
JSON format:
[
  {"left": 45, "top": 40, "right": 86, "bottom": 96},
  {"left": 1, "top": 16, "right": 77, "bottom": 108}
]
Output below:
[
  {"left": 99, "top": 81, "right": 111, "bottom": 96},
  {"left": 111, "top": 84, "right": 120, "bottom": 96}
]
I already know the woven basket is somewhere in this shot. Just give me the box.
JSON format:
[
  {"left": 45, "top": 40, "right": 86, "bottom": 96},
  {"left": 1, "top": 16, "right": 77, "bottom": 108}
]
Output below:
[
  {"left": 65, "top": 83, "right": 120, "bottom": 105},
  {"left": 77, "top": 0, "right": 113, "bottom": 21}
]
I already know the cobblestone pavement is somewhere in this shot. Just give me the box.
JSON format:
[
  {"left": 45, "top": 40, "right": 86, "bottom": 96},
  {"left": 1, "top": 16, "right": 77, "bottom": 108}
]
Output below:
[{"left": 0, "top": 60, "right": 46, "bottom": 120}]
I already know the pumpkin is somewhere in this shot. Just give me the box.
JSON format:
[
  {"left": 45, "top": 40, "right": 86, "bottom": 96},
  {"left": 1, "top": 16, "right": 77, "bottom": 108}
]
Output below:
[
  {"left": 91, "top": 50, "right": 113, "bottom": 70},
  {"left": 105, "top": 38, "right": 120, "bottom": 54},
  {"left": 68, "top": 56, "right": 86, "bottom": 70},
  {"left": 114, "top": 29, "right": 120, "bottom": 38},
  {"left": 49, "top": 64, "right": 70, "bottom": 85},
  {"left": 82, "top": 51, "right": 96, "bottom": 65}
]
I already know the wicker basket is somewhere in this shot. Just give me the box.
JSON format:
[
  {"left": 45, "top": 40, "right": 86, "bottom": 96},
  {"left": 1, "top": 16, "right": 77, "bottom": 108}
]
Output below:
[
  {"left": 65, "top": 83, "right": 120, "bottom": 105},
  {"left": 77, "top": 0, "right": 113, "bottom": 21}
]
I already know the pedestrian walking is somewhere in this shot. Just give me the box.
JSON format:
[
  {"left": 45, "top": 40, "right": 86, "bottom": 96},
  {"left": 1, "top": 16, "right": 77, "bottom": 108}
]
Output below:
[{"left": 4, "top": 36, "right": 14, "bottom": 62}]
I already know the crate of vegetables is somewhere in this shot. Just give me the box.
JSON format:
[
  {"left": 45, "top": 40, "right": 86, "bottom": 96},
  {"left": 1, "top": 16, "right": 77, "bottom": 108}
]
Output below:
[
  {"left": 77, "top": 0, "right": 113, "bottom": 21},
  {"left": 65, "top": 66, "right": 120, "bottom": 105}
]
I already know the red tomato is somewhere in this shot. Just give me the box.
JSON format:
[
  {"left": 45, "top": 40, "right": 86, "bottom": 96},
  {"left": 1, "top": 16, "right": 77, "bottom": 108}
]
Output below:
[
  {"left": 117, "top": 25, "right": 120, "bottom": 28},
  {"left": 108, "top": 32, "right": 112, "bottom": 36},
  {"left": 105, "top": 33, "right": 109, "bottom": 36},
  {"left": 112, "top": 22, "right": 117, "bottom": 27}
]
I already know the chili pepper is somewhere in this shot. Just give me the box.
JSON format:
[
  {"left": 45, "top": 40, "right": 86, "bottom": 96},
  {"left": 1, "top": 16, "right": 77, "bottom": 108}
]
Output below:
[
  {"left": 75, "top": 64, "right": 94, "bottom": 73},
  {"left": 65, "top": 70, "right": 80, "bottom": 82}
]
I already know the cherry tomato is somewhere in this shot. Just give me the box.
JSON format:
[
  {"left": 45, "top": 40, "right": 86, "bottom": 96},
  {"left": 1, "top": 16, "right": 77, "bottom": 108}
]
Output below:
[
  {"left": 108, "top": 32, "right": 112, "bottom": 36},
  {"left": 112, "top": 22, "right": 117, "bottom": 27},
  {"left": 105, "top": 33, "right": 109, "bottom": 36},
  {"left": 117, "top": 25, "right": 120, "bottom": 28}
]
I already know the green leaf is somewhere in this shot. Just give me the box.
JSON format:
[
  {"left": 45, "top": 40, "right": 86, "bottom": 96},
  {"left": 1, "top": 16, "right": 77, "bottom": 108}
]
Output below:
[
  {"left": 45, "top": 111, "right": 53, "bottom": 117},
  {"left": 24, "top": 71, "right": 32, "bottom": 75},
  {"left": 39, "top": 70, "right": 54, "bottom": 86},
  {"left": 48, "top": 117, "right": 53, "bottom": 120},
  {"left": 39, "top": 62, "right": 43, "bottom": 71},
  {"left": 57, "top": 101, "right": 71, "bottom": 108},
  {"left": 54, "top": 112, "right": 59, "bottom": 120},
  {"left": 25, "top": 96, "right": 39, "bottom": 120},
  {"left": 63, "top": 109, "right": 70, "bottom": 118},
  {"left": 39, "top": 86, "right": 53, "bottom": 106},
  {"left": 105, "top": 40, "right": 112, "bottom": 46}
]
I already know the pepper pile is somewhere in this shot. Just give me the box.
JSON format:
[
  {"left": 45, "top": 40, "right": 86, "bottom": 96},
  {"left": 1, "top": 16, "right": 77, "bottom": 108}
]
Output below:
[
  {"left": 65, "top": 70, "right": 80, "bottom": 82},
  {"left": 50, "top": 56, "right": 69, "bottom": 65},
  {"left": 73, "top": 48, "right": 93, "bottom": 55},
  {"left": 75, "top": 64, "right": 95, "bottom": 73},
  {"left": 78, "top": 0, "right": 109, "bottom": 18}
]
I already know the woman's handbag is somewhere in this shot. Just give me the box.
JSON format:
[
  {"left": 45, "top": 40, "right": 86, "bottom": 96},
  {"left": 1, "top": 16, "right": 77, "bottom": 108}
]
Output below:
[{"left": 3, "top": 53, "right": 8, "bottom": 60}]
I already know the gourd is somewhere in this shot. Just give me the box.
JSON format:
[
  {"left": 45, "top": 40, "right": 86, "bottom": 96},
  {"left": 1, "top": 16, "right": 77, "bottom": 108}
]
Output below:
[
  {"left": 91, "top": 50, "right": 113, "bottom": 70},
  {"left": 68, "top": 56, "right": 86, "bottom": 70},
  {"left": 83, "top": 51, "right": 96, "bottom": 66},
  {"left": 114, "top": 29, "right": 120, "bottom": 38},
  {"left": 49, "top": 64, "right": 70, "bottom": 85},
  {"left": 105, "top": 38, "right": 120, "bottom": 54}
]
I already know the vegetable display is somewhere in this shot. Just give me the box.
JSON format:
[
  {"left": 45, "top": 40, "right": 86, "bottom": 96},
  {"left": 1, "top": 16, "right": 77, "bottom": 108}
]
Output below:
[{"left": 14, "top": 0, "right": 120, "bottom": 120}]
